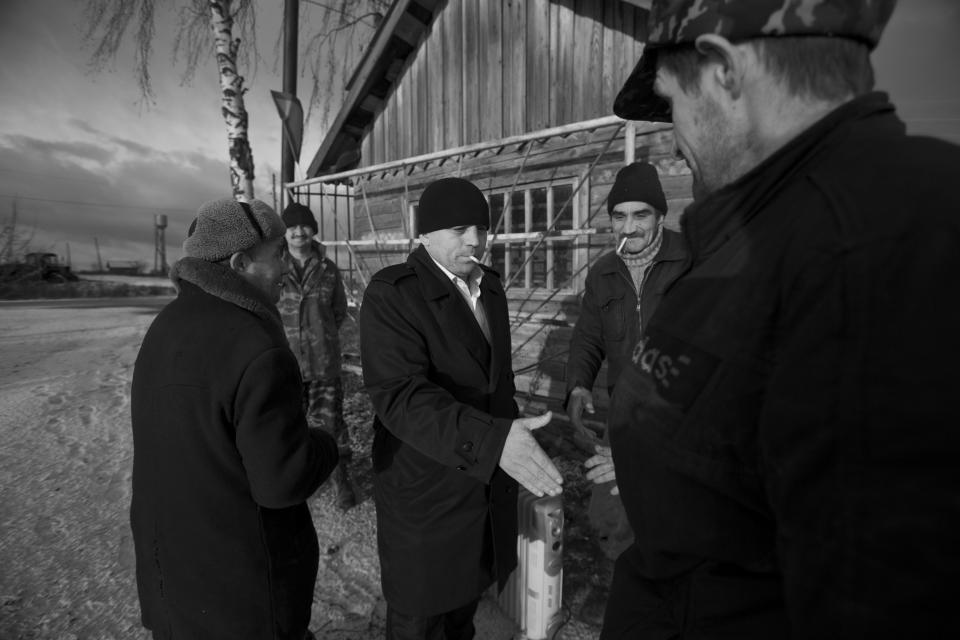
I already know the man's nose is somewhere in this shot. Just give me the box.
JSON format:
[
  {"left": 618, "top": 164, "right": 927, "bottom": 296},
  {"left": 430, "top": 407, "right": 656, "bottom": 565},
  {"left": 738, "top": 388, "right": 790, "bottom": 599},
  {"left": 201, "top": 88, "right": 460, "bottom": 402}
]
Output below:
[{"left": 622, "top": 217, "right": 637, "bottom": 234}]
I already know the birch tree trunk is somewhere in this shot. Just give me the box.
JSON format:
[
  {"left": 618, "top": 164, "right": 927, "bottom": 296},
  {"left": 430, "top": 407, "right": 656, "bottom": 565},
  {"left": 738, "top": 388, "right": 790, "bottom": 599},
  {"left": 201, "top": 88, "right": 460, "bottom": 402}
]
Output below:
[{"left": 209, "top": 0, "right": 255, "bottom": 201}]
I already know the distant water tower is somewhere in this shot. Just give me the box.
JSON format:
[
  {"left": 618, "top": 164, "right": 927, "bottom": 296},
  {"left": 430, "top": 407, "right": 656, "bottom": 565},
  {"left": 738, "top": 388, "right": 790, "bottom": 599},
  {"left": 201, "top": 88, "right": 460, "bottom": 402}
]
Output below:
[{"left": 154, "top": 214, "right": 168, "bottom": 275}]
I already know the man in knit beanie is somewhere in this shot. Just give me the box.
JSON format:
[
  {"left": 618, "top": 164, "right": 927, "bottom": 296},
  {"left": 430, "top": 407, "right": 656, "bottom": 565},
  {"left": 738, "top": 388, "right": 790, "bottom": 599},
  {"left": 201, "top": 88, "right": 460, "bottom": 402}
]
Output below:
[
  {"left": 278, "top": 201, "right": 356, "bottom": 511},
  {"left": 130, "top": 197, "right": 339, "bottom": 639},
  {"left": 359, "top": 177, "right": 563, "bottom": 637},
  {"left": 565, "top": 162, "right": 688, "bottom": 567}
]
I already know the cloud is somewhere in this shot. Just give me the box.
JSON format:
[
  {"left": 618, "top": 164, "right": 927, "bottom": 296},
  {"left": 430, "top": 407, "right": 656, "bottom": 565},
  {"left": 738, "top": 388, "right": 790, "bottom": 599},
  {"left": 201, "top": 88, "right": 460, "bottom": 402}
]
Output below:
[
  {"left": 0, "top": 131, "right": 238, "bottom": 271},
  {"left": 2, "top": 135, "right": 115, "bottom": 166}
]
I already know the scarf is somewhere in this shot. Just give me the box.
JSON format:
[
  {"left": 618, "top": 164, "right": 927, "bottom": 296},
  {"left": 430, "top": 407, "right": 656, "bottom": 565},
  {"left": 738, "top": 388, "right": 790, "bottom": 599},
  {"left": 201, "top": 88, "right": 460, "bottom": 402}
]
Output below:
[{"left": 619, "top": 224, "right": 664, "bottom": 294}]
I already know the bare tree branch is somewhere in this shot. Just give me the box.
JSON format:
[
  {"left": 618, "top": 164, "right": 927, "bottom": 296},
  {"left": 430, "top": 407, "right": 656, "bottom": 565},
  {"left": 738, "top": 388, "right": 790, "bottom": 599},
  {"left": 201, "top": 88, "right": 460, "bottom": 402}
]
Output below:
[{"left": 301, "top": 0, "right": 387, "bottom": 129}]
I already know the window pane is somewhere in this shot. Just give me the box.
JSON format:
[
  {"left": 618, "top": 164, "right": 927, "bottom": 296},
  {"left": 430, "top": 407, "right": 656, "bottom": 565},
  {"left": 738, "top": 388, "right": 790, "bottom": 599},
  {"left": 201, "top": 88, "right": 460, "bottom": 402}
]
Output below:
[
  {"left": 530, "top": 187, "right": 547, "bottom": 232},
  {"left": 491, "top": 244, "right": 505, "bottom": 278},
  {"left": 530, "top": 241, "right": 546, "bottom": 288},
  {"left": 552, "top": 184, "right": 574, "bottom": 230},
  {"left": 552, "top": 241, "right": 573, "bottom": 289},
  {"left": 490, "top": 193, "right": 507, "bottom": 234}
]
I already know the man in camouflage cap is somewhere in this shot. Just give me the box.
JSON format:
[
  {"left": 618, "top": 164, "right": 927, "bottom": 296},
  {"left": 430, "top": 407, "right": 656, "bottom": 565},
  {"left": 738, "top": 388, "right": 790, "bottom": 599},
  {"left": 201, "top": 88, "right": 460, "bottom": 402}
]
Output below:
[{"left": 603, "top": 1, "right": 960, "bottom": 638}]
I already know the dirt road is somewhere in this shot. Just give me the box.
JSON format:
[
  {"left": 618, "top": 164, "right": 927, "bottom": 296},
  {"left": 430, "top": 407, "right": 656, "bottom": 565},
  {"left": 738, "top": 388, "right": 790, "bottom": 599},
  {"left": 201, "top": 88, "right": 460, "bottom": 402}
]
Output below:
[{"left": 0, "top": 298, "right": 608, "bottom": 639}]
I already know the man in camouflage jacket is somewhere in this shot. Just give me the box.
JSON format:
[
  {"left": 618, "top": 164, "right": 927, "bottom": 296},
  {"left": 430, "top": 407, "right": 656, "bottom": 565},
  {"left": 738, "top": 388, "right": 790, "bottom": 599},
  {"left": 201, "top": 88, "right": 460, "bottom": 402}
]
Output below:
[{"left": 279, "top": 202, "right": 355, "bottom": 510}]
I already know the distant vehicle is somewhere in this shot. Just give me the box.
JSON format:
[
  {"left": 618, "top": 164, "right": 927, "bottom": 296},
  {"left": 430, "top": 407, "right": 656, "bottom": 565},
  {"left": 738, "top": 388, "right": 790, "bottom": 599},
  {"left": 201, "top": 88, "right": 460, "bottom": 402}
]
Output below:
[
  {"left": 0, "top": 252, "right": 80, "bottom": 283},
  {"left": 106, "top": 260, "right": 143, "bottom": 276}
]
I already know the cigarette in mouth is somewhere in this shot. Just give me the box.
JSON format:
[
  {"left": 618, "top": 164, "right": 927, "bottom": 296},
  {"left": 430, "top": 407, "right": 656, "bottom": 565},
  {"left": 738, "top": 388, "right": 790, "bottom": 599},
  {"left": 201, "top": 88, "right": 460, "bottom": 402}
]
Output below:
[
  {"left": 616, "top": 237, "right": 628, "bottom": 254},
  {"left": 468, "top": 255, "right": 481, "bottom": 264}
]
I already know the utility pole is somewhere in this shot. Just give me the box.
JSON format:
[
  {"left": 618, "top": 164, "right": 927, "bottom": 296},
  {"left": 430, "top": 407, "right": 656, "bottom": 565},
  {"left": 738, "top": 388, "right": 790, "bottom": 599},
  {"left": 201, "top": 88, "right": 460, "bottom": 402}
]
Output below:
[
  {"left": 94, "top": 237, "right": 103, "bottom": 272},
  {"left": 281, "top": 0, "right": 299, "bottom": 206}
]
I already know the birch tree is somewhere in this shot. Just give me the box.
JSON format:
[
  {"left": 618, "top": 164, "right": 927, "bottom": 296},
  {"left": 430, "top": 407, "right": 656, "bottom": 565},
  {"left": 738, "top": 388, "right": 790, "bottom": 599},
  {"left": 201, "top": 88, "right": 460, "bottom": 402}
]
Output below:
[
  {"left": 85, "top": 0, "right": 258, "bottom": 200},
  {"left": 209, "top": 0, "right": 255, "bottom": 199},
  {"left": 84, "top": 0, "right": 387, "bottom": 197}
]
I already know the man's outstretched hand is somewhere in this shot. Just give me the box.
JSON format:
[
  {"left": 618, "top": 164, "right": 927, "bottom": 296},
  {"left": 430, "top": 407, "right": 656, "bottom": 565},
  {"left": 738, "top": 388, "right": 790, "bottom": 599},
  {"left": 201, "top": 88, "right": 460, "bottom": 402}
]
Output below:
[{"left": 499, "top": 412, "right": 563, "bottom": 497}]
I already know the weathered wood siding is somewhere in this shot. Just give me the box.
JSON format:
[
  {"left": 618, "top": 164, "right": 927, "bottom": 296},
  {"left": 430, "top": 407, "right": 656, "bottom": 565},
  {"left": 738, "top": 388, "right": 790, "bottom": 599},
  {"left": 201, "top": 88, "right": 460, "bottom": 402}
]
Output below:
[{"left": 363, "top": 0, "right": 648, "bottom": 166}]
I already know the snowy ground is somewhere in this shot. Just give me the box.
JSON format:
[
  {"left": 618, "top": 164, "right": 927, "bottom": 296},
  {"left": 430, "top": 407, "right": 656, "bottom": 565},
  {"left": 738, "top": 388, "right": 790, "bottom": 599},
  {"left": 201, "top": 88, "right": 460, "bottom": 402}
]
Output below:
[{"left": 0, "top": 297, "right": 610, "bottom": 639}]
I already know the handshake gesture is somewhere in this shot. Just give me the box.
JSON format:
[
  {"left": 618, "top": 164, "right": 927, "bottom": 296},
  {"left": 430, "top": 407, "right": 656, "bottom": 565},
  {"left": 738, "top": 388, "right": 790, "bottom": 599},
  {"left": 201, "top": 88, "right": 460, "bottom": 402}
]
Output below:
[
  {"left": 498, "top": 412, "right": 563, "bottom": 497},
  {"left": 568, "top": 385, "right": 618, "bottom": 495}
]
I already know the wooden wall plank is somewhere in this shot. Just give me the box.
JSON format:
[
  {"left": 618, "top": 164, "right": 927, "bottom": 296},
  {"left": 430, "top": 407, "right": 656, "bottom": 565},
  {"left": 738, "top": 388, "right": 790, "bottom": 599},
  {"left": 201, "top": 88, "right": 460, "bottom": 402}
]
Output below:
[
  {"left": 480, "top": 0, "right": 503, "bottom": 141},
  {"left": 587, "top": 0, "right": 605, "bottom": 118},
  {"left": 386, "top": 82, "right": 399, "bottom": 164},
  {"left": 617, "top": 3, "right": 636, "bottom": 103},
  {"left": 572, "top": 0, "right": 601, "bottom": 121},
  {"left": 602, "top": 0, "right": 618, "bottom": 112},
  {"left": 462, "top": 0, "right": 481, "bottom": 144},
  {"left": 502, "top": 0, "right": 526, "bottom": 137},
  {"left": 427, "top": 14, "right": 445, "bottom": 152},
  {"left": 551, "top": 0, "right": 574, "bottom": 126},
  {"left": 370, "top": 112, "right": 382, "bottom": 167},
  {"left": 361, "top": 124, "right": 373, "bottom": 167},
  {"left": 525, "top": 0, "right": 550, "bottom": 131},
  {"left": 398, "top": 70, "right": 412, "bottom": 160},
  {"left": 381, "top": 86, "right": 391, "bottom": 165},
  {"left": 415, "top": 40, "right": 430, "bottom": 156},
  {"left": 634, "top": 5, "right": 646, "bottom": 71},
  {"left": 442, "top": 0, "right": 463, "bottom": 149}
]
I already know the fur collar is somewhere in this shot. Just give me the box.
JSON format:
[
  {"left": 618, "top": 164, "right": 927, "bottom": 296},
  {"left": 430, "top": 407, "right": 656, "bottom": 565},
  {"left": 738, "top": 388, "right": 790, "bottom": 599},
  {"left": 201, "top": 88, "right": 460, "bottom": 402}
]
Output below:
[{"left": 170, "top": 257, "right": 283, "bottom": 332}]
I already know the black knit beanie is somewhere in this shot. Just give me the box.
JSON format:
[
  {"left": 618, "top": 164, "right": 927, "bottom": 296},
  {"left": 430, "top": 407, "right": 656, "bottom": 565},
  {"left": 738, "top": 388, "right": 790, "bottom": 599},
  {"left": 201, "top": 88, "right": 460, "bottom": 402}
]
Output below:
[
  {"left": 281, "top": 202, "right": 318, "bottom": 234},
  {"left": 607, "top": 162, "right": 667, "bottom": 215},
  {"left": 417, "top": 177, "right": 489, "bottom": 235}
]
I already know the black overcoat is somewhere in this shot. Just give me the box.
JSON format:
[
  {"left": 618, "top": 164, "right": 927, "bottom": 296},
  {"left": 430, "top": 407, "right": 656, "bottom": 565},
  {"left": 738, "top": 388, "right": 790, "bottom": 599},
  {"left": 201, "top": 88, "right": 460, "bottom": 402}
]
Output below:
[
  {"left": 130, "top": 259, "right": 339, "bottom": 639},
  {"left": 359, "top": 246, "right": 519, "bottom": 616}
]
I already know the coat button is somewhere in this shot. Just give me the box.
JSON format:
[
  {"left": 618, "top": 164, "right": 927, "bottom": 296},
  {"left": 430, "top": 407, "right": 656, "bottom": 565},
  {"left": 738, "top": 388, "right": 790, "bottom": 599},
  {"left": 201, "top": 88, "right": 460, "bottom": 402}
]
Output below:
[
  {"left": 457, "top": 465, "right": 467, "bottom": 471},
  {"left": 461, "top": 441, "right": 473, "bottom": 452}
]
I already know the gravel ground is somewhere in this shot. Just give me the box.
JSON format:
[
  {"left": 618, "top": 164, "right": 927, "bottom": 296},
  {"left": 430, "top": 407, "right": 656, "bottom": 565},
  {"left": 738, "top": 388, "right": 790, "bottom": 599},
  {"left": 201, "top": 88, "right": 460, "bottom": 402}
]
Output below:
[{"left": 0, "top": 299, "right": 611, "bottom": 639}]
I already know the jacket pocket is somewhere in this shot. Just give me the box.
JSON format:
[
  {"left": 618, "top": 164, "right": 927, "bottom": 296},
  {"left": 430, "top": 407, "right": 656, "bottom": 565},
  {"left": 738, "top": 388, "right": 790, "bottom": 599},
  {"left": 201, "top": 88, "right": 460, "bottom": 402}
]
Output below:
[{"left": 600, "top": 293, "right": 627, "bottom": 341}]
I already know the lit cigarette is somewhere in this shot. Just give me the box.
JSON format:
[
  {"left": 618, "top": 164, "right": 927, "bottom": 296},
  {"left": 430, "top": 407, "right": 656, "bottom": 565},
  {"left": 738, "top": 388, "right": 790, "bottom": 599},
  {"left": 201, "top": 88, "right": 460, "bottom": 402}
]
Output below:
[
  {"left": 468, "top": 255, "right": 481, "bottom": 264},
  {"left": 616, "top": 237, "right": 628, "bottom": 254}
]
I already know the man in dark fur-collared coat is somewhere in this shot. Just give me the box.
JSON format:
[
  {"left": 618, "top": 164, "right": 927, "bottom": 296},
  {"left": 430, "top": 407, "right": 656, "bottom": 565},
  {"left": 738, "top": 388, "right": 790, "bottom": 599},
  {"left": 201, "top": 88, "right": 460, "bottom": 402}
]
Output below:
[
  {"left": 360, "top": 177, "right": 563, "bottom": 640},
  {"left": 131, "top": 197, "right": 339, "bottom": 640}
]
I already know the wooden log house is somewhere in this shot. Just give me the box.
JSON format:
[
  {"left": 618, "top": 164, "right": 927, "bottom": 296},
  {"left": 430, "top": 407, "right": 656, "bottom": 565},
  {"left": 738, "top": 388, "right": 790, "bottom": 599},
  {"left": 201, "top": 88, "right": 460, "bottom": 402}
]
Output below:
[{"left": 288, "top": 0, "right": 693, "bottom": 418}]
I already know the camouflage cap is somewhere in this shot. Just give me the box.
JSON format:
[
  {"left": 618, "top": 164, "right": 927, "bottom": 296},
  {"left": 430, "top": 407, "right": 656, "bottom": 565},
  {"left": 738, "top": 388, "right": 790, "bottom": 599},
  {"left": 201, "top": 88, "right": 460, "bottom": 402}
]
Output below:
[{"left": 614, "top": 0, "right": 898, "bottom": 122}]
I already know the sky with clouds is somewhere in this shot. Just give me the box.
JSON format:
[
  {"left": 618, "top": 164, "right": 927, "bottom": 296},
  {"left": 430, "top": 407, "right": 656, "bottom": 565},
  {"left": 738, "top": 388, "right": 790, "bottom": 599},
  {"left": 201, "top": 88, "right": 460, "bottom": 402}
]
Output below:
[{"left": 0, "top": 0, "right": 958, "bottom": 272}]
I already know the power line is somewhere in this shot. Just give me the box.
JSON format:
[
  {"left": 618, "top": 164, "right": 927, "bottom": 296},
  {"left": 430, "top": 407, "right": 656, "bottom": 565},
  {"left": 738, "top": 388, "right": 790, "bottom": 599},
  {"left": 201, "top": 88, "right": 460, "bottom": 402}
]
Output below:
[{"left": 0, "top": 193, "right": 193, "bottom": 212}]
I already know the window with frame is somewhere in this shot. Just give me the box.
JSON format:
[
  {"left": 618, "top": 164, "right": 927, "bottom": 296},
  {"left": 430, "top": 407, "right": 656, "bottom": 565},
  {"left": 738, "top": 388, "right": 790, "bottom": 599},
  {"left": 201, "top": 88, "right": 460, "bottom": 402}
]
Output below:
[{"left": 487, "top": 180, "right": 579, "bottom": 292}]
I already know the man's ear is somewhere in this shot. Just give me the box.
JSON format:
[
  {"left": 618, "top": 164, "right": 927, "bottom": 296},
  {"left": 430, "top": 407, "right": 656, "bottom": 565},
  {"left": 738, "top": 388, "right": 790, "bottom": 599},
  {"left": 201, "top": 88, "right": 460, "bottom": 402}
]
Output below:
[
  {"left": 694, "top": 34, "right": 745, "bottom": 100},
  {"left": 229, "top": 251, "right": 249, "bottom": 272},
  {"left": 419, "top": 233, "right": 430, "bottom": 247}
]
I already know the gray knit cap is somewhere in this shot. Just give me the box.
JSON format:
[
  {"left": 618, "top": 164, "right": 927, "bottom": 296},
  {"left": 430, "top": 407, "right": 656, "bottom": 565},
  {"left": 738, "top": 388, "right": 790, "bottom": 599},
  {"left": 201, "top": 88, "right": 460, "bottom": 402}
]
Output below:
[{"left": 183, "top": 198, "right": 286, "bottom": 262}]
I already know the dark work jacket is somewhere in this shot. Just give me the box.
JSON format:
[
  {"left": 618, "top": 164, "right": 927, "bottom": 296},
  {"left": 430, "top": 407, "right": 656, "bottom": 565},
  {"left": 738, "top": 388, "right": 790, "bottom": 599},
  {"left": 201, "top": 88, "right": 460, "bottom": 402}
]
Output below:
[
  {"left": 607, "top": 93, "right": 960, "bottom": 638},
  {"left": 130, "top": 258, "right": 339, "bottom": 640},
  {"left": 359, "top": 246, "right": 519, "bottom": 616},
  {"left": 566, "top": 229, "right": 688, "bottom": 398}
]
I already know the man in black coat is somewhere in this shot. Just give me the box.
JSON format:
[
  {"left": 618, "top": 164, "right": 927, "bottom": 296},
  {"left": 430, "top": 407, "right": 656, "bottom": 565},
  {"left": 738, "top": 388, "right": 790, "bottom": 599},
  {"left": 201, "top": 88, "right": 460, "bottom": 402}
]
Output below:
[
  {"left": 359, "top": 177, "right": 563, "bottom": 640},
  {"left": 131, "top": 197, "right": 340, "bottom": 640},
  {"left": 604, "top": 0, "right": 960, "bottom": 638}
]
